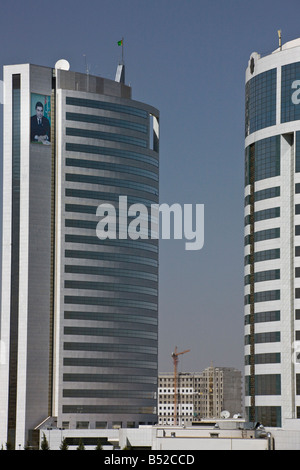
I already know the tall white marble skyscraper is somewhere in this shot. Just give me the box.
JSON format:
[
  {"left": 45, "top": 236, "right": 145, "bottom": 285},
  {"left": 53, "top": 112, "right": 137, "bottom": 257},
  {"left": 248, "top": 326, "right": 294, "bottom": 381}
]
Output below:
[{"left": 244, "top": 38, "right": 300, "bottom": 428}]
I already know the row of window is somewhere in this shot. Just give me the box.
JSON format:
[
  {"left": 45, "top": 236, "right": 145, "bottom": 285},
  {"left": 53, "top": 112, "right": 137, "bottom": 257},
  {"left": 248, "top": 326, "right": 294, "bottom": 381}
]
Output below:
[
  {"left": 245, "top": 136, "right": 280, "bottom": 185},
  {"left": 64, "top": 296, "right": 157, "bottom": 311},
  {"left": 245, "top": 135, "right": 300, "bottom": 182},
  {"left": 62, "top": 405, "right": 155, "bottom": 414},
  {"left": 282, "top": 64, "right": 300, "bottom": 124},
  {"left": 63, "top": 357, "right": 157, "bottom": 369},
  {"left": 244, "top": 228, "right": 280, "bottom": 245},
  {"left": 245, "top": 61, "right": 300, "bottom": 140},
  {"left": 245, "top": 353, "right": 281, "bottom": 365},
  {"left": 244, "top": 248, "right": 280, "bottom": 265},
  {"left": 65, "top": 172, "right": 158, "bottom": 196},
  {"left": 244, "top": 207, "right": 280, "bottom": 226},
  {"left": 66, "top": 127, "right": 147, "bottom": 148},
  {"left": 245, "top": 374, "right": 281, "bottom": 395},
  {"left": 66, "top": 96, "right": 148, "bottom": 119},
  {"left": 244, "top": 186, "right": 280, "bottom": 206},
  {"left": 245, "top": 310, "right": 280, "bottom": 324},
  {"left": 65, "top": 233, "right": 158, "bottom": 254},
  {"left": 244, "top": 269, "right": 280, "bottom": 285},
  {"left": 245, "top": 310, "right": 300, "bottom": 324},
  {"left": 65, "top": 218, "right": 155, "bottom": 241},
  {"left": 244, "top": 181, "right": 300, "bottom": 206},
  {"left": 63, "top": 389, "right": 156, "bottom": 399},
  {"left": 66, "top": 142, "right": 158, "bottom": 167},
  {"left": 244, "top": 290, "right": 280, "bottom": 305},
  {"left": 245, "top": 68, "right": 277, "bottom": 136},
  {"left": 65, "top": 193, "right": 157, "bottom": 210},
  {"left": 64, "top": 279, "right": 157, "bottom": 297},
  {"left": 64, "top": 325, "right": 157, "bottom": 340},
  {"left": 63, "top": 373, "right": 157, "bottom": 384},
  {"left": 65, "top": 249, "right": 158, "bottom": 267},
  {"left": 245, "top": 226, "right": 300, "bottom": 245},
  {"left": 65, "top": 264, "right": 158, "bottom": 282},
  {"left": 66, "top": 111, "right": 148, "bottom": 134},
  {"left": 245, "top": 406, "right": 281, "bottom": 428},
  {"left": 63, "top": 342, "right": 157, "bottom": 356},
  {"left": 245, "top": 331, "right": 280, "bottom": 344},
  {"left": 62, "top": 422, "right": 143, "bottom": 431},
  {"left": 64, "top": 311, "right": 157, "bottom": 326},
  {"left": 65, "top": 157, "right": 158, "bottom": 182}
]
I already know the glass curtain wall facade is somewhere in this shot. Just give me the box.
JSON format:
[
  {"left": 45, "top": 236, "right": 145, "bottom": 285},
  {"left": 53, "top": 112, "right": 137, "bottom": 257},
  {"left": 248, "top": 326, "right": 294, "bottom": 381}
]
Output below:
[
  {"left": 55, "top": 76, "right": 159, "bottom": 431},
  {"left": 244, "top": 39, "right": 300, "bottom": 427},
  {"left": 0, "top": 63, "right": 159, "bottom": 449}
]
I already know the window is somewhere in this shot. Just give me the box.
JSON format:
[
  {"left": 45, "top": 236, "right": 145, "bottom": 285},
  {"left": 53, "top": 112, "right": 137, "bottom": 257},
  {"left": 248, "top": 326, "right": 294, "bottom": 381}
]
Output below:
[
  {"left": 64, "top": 279, "right": 157, "bottom": 297},
  {"left": 64, "top": 325, "right": 157, "bottom": 340},
  {"left": 281, "top": 62, "right": 300, "bottom": 123},
  {"left": 76, "top": 421, "right": 89, "bottom": 429},
  {"left": 255, "top": 137, "right": 280, "bottom": 181},
  {"left": 245, "top": 290, "right": 280, "bottom": 305},
  {"left": 244, "top": 248, "right": 280, "bottom": 265},
  {"left": 248, "top": 310, "right": 280, "bottom": 323},
  {"left": 255, "top": 290, "right": 280, "bottom": 302},
  {"left": 66, "top": 96, "right": 148, "bottom": 118},
  {"left": 63, "top": 374, "right": 157, "bottom": 385},
  {"left": 96, "top": 422, "right": 107, "bottom": 429},
  {"left": 245, "top": 353, "right": 280, "bottom": 365},
  {"left": 245, "top": 228, "right": 280, "bottom": 245},
  {"left": 245, "top": 186, "right": 280, "bottom": 206},
  {"left": 64, "top": 342, "right": 157, "bottom": 355},
  {"left": 65, "top": 172, "right": 158, "bottom": 196},
  {"left": 245, "top": 375, "right": 281, "bottom": 396},
  {"left": 245, "top": 269, "right": 280, "bottom": 285},
  {"left": 296, "top": 375, "right": 300, "bottom": 395},
  {"left": 245, "top": 137, "right": 280, "bottom": 184},
  {"left": 245, "top": 331, "right": 280, "bottom": 344},
  {"left": 65, "top": 249, "right": 158, "bottom": 267},
  {"left": 66, "top": 111, "right": 148, "bottom": 133},
  {"left": 245, "top": 69, "right": 276, "bottom": 136},
  {"left": 255, "top": 331, "right": 280, "bottom": 343},
  {"left": 255, "top": 207, "right": 280, "bottom": 222},
  {"left": 66, "top": 142, "right": 158, "bottom": 167},
  {"left": 255, "top": 407, "right": 281, "bottom": 427},
  {"left": 245, "top": 207, "right": 280, "bottom": 226},
  {"left": 255, "top": 375, "right": 281, "bottom": 395},
  {"left": 65, "top": 264, "right": 158, "bottom": 282},
  {"left": 66, "top": 127, "right": 147, "bottom": 148},
  {"left": 65, "top": 157, "right": 158, "bottom": 181}
]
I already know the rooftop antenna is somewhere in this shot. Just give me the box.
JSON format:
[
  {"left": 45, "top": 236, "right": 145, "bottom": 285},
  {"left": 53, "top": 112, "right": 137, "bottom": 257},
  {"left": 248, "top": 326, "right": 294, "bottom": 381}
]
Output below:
[
  {"left": 83, "top": 54, "right": 90, "bottom": 75},
  {"left": 115, "top": 37, "right": 125, "bottom": 84},
  {"left": 278, "top": 30, "right": 282, "bottom": 51},
  {"left": 83, "top": 54, "right": 90, "bottom": 90},
  {"left": 118, "top": 37, "right": 124, "bottom": 65}
]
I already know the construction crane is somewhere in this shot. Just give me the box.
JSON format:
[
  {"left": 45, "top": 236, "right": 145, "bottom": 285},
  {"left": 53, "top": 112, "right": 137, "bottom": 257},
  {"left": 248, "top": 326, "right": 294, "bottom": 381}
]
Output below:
[{"left": 171, "top": 346, "right": 190, "bottom": 425}]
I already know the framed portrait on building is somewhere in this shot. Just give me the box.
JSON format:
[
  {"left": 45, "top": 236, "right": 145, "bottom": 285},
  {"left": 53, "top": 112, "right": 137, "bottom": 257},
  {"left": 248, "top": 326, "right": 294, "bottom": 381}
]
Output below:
[{"left": 30, "top": 93, "right": 51, "bottom": 144}]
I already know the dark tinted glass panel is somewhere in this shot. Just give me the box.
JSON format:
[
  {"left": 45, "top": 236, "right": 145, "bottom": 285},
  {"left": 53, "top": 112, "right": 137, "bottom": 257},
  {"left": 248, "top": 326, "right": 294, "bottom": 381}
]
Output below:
[{"left": 245, "top": 69, "right": 276, "bottom": 136}]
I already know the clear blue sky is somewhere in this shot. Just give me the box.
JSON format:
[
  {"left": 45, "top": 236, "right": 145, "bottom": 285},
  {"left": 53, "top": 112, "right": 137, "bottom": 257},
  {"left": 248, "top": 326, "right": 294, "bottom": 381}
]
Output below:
[{"left": 0, "top": 0, "right": 299, "bottom": 374}]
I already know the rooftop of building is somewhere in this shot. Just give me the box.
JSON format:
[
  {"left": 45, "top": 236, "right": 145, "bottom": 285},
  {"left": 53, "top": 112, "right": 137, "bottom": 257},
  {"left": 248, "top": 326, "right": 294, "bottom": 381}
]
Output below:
[{"left": 273, "top": 37, "right": 300, "bottom": 53}]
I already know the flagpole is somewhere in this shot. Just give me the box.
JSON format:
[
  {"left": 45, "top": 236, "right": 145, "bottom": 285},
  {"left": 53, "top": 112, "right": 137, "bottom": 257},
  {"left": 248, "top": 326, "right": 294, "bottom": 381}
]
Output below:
[{"left": 122, "top": 37, "right": 124, "bottom": 64}]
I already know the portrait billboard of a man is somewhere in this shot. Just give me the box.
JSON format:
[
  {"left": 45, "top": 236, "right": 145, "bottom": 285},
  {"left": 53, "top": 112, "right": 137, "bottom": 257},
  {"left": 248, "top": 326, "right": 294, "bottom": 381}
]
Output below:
[{"left": 30, "top": 93, "right": 51, "bottom": 144}]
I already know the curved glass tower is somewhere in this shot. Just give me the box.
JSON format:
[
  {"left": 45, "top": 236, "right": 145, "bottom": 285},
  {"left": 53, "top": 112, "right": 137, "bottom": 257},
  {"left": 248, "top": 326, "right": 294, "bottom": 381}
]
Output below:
[
  {"left": 0, "top": 62, "right": 159, "bottom": 448},
  {"left": 244, "top": 38, "right": 300, "bottom": 427},
  {"left": 55, "top": 73, "right": 159, "bottom": 431}
]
